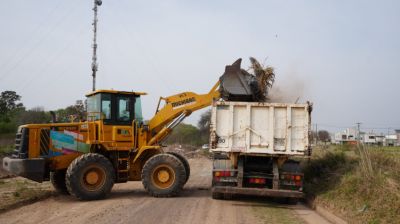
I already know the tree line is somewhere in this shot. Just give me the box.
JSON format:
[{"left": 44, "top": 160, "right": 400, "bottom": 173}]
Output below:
[{"left": 0, "top": 90, "right": 85, "bottom": 134}]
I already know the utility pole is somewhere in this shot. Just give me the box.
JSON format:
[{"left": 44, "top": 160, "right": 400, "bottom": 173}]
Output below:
[
  {"left": 356, "top": 122, "right": 362, "bottom": 143},
  {"left": 91, "top": 0, "right": 102, "bottom": 92}
]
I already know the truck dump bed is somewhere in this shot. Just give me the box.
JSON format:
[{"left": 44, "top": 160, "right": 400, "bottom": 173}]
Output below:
[{"left": 210, "top": 101, "right": 312, "bottom": 156}]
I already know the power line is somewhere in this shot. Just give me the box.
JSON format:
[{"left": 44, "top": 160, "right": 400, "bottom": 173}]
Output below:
[
  {"left": 16, "top": 22, "right": 89, "bottom": 92},
  {"left": 106, "top": 1, "right": 174, "bottom": 93},
  {"left": 0, "top": 0, "right": 80, "bottom": 82},
  {"left": 0, "top": 1, "right": 65, "bottom": 72}
]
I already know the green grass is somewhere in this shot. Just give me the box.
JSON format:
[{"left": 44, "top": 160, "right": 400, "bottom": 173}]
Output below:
[
  {"left": 0, "top": 145, "right": 14, "bottom": 155},
  {"left": 0, "top": 178, "right": 53, "bottom": 212},
  {"left": 304, "top": 145, "right": 400, "bottom": 224},
  {"left": 0, "top": 134, "right": 14, "bottom": 155},
  {"left": 252, "top": 202, "right": 305, "bottom": 224}
]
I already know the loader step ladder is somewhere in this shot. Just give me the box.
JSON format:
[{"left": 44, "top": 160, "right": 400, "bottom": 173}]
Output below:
[{"left": 116, "top": 151, "right": 129, "bottom": 182}]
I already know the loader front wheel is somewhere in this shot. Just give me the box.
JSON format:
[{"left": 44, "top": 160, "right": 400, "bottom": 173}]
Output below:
[
  {"left": 142, "top": 153, "right": 186, "bottom": 197},
  {"left": 50, "top": 169, "right": 69, "bottom": 194},
  {"left": 66, "top": 153, "right": 115, "bottom": 200},
  {"left": 166, "top": 152, "right": 190, "bottom": 184}
]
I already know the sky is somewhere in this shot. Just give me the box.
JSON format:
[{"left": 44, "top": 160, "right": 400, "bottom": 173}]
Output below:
[{"left": 0, "top": 0, "right": 399, "bottom": 134}]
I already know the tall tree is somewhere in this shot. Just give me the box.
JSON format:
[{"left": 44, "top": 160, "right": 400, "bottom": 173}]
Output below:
[
  {"left": 0, "top": 91, "right": 24, "bottom": 122},
  {"left": 56, "top": 100, "right": 85, "bottom": 122},
  {"left": 165, "top": 123, "right": 202, "bottom": 146},
  {"left": 17, "top": 107, "right": 51, "bottom": 125},
  {"left": 197, "top": 110, "right": 211, "bottom": 145},
  {"left": 318, "top": 130, "right": 331, "bottom": 142}
]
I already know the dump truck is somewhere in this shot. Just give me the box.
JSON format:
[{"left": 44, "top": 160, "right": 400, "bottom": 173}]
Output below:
[
  {"left": 3, "top": 58, "right": 275, "bottom": 200},
  {"left": 210, "top": 100, "right": 312, "bottom": 202}
]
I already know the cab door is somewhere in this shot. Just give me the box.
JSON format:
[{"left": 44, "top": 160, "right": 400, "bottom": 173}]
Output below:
[
  {"left": 99, "top": 94, "right": 135, "bottom": 146},
  {"left": 112, "top": 95, "right": 134, "bottom": 142}
]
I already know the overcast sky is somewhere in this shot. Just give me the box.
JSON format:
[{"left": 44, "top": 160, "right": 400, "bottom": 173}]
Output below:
[{"left": 0, "top": 1, "right": 399, "bottom": 134}]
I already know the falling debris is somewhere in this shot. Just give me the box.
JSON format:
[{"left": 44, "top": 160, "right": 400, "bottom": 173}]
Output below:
[
  {"left": 249, "top": 57, "right": 275, "bottom": 101},
  {"left": 219, "top": 57, "right": 275, "bottom": 102}
]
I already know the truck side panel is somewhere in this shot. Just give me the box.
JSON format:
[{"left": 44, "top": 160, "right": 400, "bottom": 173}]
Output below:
[{"left": 211, "top": 101, "right": 311, "bottom": 156}]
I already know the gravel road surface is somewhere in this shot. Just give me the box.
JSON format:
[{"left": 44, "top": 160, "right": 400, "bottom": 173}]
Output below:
[{"left": 0, "top": 157, "right": 330, "bottom": 224}]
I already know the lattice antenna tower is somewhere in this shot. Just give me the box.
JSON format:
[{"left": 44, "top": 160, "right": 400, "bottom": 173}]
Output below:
[{"left": 91, "top": 0, "right": 102, "bottom": 91}]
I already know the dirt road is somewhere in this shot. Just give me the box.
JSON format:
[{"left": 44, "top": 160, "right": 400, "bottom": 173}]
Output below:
[{"left": 0, "top": 157, "right": 330, "bottom": 224}]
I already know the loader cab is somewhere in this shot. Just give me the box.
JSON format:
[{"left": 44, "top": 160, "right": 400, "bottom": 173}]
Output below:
[{"left": 86, "top": 90, "right": 146, "bottom": 125}]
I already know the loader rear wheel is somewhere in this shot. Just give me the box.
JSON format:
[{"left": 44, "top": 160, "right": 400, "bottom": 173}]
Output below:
[
  {"left": 50, "top": 169, "right": 69, "bottom": 194},
  {"left": 166, "top": 152, "right": 190, "bottom": 184},
  {"left": 142, "top": 153, "right": 186, "bottom": 197},
  {"left": 66, "top": 153, "right": 115, "bottom": 200}
]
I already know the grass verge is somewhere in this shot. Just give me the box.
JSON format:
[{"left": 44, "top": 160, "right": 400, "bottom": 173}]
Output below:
[
  {"left": 0, "top": 145, "right": 13, "bottom": 155},
  {"left": 0, "top": 177, "right": 53, "bottom": 213},
  {"left": 303, "top": 145, "right": 400, "bottom": 224},
  {"left": 252, "top": 202, "right": 305, "bottom": 224}
]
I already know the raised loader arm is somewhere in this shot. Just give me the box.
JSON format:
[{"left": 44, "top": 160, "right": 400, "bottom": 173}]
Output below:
[{"left": 146, "top": 81, "right": 220, "bottom": 146}]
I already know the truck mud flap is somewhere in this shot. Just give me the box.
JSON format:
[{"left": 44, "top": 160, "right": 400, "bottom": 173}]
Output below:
[{"left": 212, "top": 186, "right": 304, "bottom": 198}]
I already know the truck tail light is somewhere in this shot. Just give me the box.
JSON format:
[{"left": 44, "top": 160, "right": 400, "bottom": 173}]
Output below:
[
  {"left": 214, "top": 170, "right": 236, "bottom": 177},
  {"left": 281, "top": 174, "right": 302, "bottom": 181},
  {"left": 249, "top": 178, "right": 266, "bottom": 184}
]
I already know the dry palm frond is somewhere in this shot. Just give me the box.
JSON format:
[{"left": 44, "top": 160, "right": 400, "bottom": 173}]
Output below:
[{"left": 249, "top": 57, "right": 275, "bottom": 100}]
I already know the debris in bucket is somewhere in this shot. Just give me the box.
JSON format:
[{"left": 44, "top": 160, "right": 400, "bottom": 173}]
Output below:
[{"left": 219, "top": 57, "right": 275, "bottom": 102}]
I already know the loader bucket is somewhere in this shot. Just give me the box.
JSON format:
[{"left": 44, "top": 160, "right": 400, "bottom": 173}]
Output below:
[{"left": 219, "top": 58, "right": 259, "bottom": 101}]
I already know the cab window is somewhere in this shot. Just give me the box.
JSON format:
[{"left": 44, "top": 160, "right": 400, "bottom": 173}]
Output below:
[
  {"left": 87, "top": 94, "right": 101, "bottom": 120},
  {"left": 117, "top": 96, "right": 131, "bottom": 122},
  {"left": 101, "top": 94, "right": 111, "bottom": 119},
  {"left": 134, "top": 96, "right": 143, "bottom": 124}
]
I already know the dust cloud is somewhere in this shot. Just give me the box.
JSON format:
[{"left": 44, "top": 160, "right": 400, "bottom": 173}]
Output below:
[{"left": 267, "top": 75, "right": 306, "bottom": 103}]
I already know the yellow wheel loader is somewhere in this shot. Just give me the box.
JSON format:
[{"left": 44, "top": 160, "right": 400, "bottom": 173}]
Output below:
[{"left": 2, "top": 58, "right": 267, "bottom": 200}]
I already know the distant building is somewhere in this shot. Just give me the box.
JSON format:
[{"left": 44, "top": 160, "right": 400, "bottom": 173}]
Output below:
[
  {"left": 375, "top": 135, "right": 385, "bottom": 146},
  {"left": 334, "top": 128, "right": 358, "bottom": 144},
  {"left": 396, "top": 130, "right": 400, "bottom": 146},
  {"left": 362, "top": 133, "right": 376, "bottom": 145},
  {"left": 385, "top": 135, "right": 398, "bottom": 146},
  {"left": 334, "top": 128, "right": 399, "bottom": 146}
]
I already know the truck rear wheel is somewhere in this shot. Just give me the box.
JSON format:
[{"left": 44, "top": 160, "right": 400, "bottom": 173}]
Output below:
[
  {"left": 142, "top": 153, "right": 186, "bottom": 197},
  {"left": 286, "top": 197, "right": 299, "bottom": 205},
  {"left": 166, "top": 152, "right": 190, "bottom": 184},
  {"left": 211, "top": 191, "right": 223, "bottom": 200},
  {"left": 66, "top": 153, "right": 115, "bottom": 200},
  {"left": 50, "top": 170, "right": 69, "bottom": 194}
]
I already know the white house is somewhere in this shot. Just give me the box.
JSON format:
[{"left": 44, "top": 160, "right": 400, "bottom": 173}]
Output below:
[
  {"left": 362, "top": 133, "right": 376, "bottom": 145},
  {"left": 384, "top": 135, "right": 398, "bottom": 146},
  {"left": 334, "top": 128, "right": 358, "bottom": 144}
]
